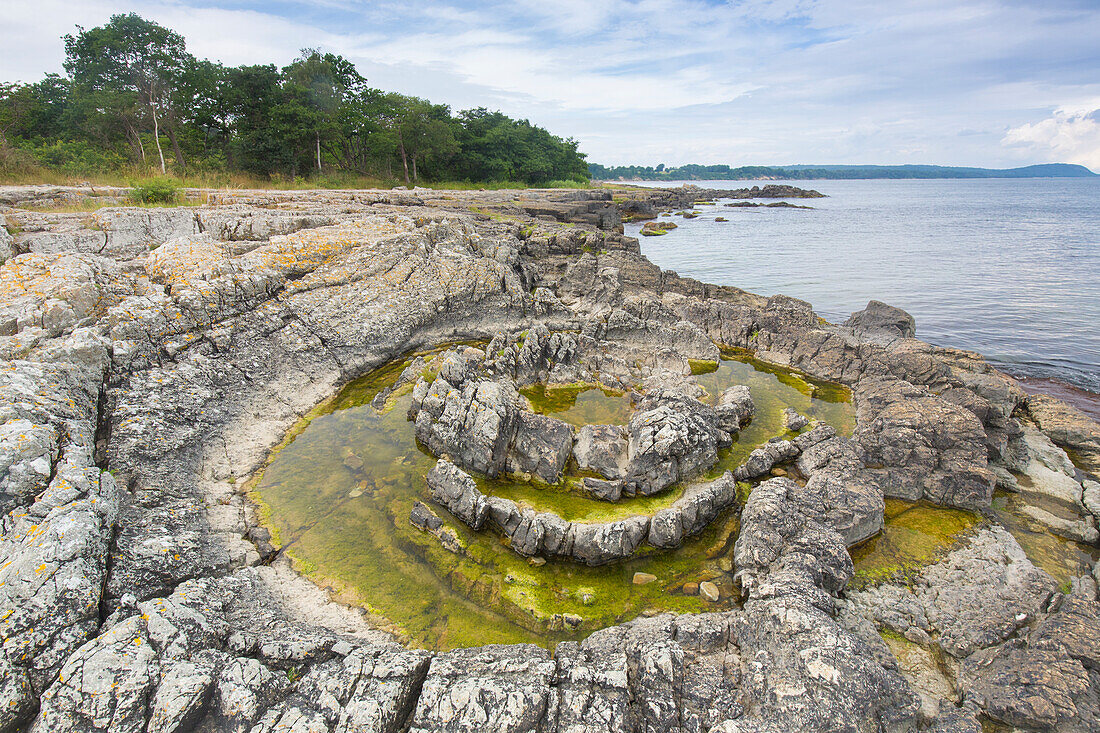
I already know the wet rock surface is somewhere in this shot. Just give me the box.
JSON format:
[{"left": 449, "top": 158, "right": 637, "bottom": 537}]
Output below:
[{"left": 0, "top": 183, "right": 1097, "bottom": 732}]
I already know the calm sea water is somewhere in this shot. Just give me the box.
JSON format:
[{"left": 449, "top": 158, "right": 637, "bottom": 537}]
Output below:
[{"left": 626, "top": 179, "right": 1100, "bottom": 394}]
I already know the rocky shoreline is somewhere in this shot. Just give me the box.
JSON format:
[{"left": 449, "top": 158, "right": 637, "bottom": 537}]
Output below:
[{"left": 1, "top": 183, "right": 1099, "bottom": 732}]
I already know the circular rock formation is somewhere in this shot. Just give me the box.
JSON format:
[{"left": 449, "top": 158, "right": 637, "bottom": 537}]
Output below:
[{"left": 0, "top": 184, "right": 1098, "bottom": 733}]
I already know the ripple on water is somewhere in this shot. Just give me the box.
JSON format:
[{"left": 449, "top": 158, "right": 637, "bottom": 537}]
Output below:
[{"left": 252, "top": 347, "right": 854, "bottom": 650}]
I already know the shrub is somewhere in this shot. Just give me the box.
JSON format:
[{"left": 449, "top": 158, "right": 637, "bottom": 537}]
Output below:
[
  {"left": 543, "top": 179, "right": 592, "bottom": 189},
  {"left": 23, "top": 139, "right": 127, "bottom": 175},
  {"left": 129, "top": 177, "right": 182, "bottom": 204},
  {"left": 0, "top": 145, "right": 45, "bottom": 181}
]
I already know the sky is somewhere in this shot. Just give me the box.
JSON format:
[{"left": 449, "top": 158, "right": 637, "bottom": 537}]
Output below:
[{"left": 2, "top": 0, "right": 1100, "bottom": 170}]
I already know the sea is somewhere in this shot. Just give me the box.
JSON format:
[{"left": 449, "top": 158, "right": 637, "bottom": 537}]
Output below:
[{"left": 624, "top": 178, "right": 1100, "bottom": 413}]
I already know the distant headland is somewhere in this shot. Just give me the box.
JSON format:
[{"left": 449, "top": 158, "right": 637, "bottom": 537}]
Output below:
[{"left": 589, "top": 162, "right": 1098, "bottom": 180}]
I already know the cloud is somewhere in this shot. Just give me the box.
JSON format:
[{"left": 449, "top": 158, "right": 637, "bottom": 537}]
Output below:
[
  {"left": 3, "top": 0, "right": 1100, "bottom": 166},
  {"left": 1003, "top": 103, "right": 1100, "bottom": 171}
]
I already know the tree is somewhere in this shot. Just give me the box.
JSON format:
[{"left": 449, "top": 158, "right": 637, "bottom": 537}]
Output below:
[
  {"left": 64, "top": 13, "right": 192, "bottom": 172},
  {"left": 328, "top": 87, "right": 398, "bottom": 176},
  {"left": 283, "top": 49, "right": 366, "bottom": 174},
  {"left": 0, "top": 84, "right": 35, "bottom": 147},
  {"left": 8, "top": 13, "right": 590, "bottom": 184},
  {"left": 173, "top": 58, "right": 230, "bottom": 160},
  {"left": 385, "top": 95, "right": 457, "bottom": 186}
]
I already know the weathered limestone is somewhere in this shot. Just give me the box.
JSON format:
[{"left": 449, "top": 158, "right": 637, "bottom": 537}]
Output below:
[
  {"left": 843, "top": 527, "right": 1059, "bottom": 659},
  {"left": 795, "top": 435, "right": 885, "bottom": 546},
  {"left": 573, "top": 424, "right": 629, "bottom": 481},
  {"left": 960, "top": 590, "right": 1100, "bottom": 731},
  {"left": 2, "top": 185, "right": 1098, "bottom": 732},
  {"left": 1013, "top": 424, "right": 1087, "bottom": 508},
  {"left": 855, "top": 377, "right": 995, "bottom": 510},
  {"left": 409, "top": 645, "right": 556, "bottom": 733},
  {"left": 1026, "top": 393, "right": 1100, "bottom": 473},
  {"left": 623, "top": 389, "right": 731, "bottom": 496},
  {"left": 715, "top": 384, "right": 755, "bottom": 431},
  {"left": 427, "top": 459, "right": 744, "bottom": 563},
  {"left": 845, "top": 299, "right": 917, "bottom": 340},
  {"left": 648, "top": 472, "right": 739, "bottom": 548},
  {"left": 411, "top": 345, "right": 577, "bottom": 485}
]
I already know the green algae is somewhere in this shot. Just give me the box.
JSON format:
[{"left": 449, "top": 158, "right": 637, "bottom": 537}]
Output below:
[
  {"left": 520, "top": 383, "right": 632, "bottom": 427},
  {"left": 991, "top": 490, "right": 1099, "bottom": 586},
  {"left": 253, "top": 347, "right": 853, "bottom": 650},
  {"left": 850, "top": 499, "right": 981, "bottom": 588},
  {"left": 696, "top": 352, "right": 855, "bottom": 478},
  {"left": 689, "top": 359, "right": 720, "bottom": 375},
  {"left": 849, "top": 492, "right": 1096, "bottom": 592}
]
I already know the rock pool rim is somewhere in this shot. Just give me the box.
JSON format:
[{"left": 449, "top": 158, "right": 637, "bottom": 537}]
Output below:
[
  {"left": 247, "top": 339, "right": 858, "bottom": 647},
  {"left": 245, "top": 339, "right": 856, "bottom": 529}
]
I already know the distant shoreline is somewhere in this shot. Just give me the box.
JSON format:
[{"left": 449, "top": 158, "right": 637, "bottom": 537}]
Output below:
[{"left": 590, "top": 162, "right": 1098, "bottom": 181}]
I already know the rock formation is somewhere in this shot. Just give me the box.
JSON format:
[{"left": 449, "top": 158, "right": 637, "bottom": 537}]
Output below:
[{"left": 0, "top": 182, "right": 1097, "bottom": 732}]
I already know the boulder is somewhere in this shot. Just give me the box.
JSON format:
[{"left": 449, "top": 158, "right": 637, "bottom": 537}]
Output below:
[
  {"left": 648, "top": 473, "right": 739, "bottom": 549},
  {"left": 505, "top": 412, "right": 573, "bottom": 483},
  {"left": 571, "top": 516, "right": 650, "bottom": 566},
  {"left": 845, "top": 300, "right": 916, "bottom": 339},
  {"left": 855, "top": 377, "right": 995, "bottom": 510},
  {"left": 783, "top": 407, "right": 810, "bottom": 431},
  {"left": 624, "top": 391, "right": 728, "bottom": 496},
  {"left": 582, "top": 476, "right": 624, "bottom": 502},
  {"left": 714, "top": 384, "right": 754, "bottom": 432},
  {"left": 573, "top": 424, "right": 629, "bottom": 480},
  {"left": 425, "top": 460, "right": 488, "bottom": 529},
  {"left": 734, "top": 439, "right": 799, "bottom": 481},
  {"left": 414, "top": 379, "right": 521, "bottom": 479}
]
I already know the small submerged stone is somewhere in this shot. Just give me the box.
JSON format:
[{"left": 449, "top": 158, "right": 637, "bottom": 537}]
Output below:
[
  {"left": 633, "top": 572, "right": 657, "bottom": 585},
  {"left": 342, "top": 450, "right": 364, "bottom": 471},
  {"left": 682, "top": 582, "right": 699, "bottom": 595},
  {"left": 699, "top": 581, "right": 720, "bottom": 602}
]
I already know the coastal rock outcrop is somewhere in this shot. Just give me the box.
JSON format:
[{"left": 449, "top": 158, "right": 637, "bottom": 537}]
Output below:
[
  {"left": 1, "top": 183, "right": 1097, "bottom": 733},
  {"left": 845, "top": 299, "right": 917, "bottom": 340},
  {"left": 855, "top": 377, "right": 995, "bottom": 510}
]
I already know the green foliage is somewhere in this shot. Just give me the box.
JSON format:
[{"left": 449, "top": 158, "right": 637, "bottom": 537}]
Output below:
[
  {"left": 21, "top": 139, "right": 127, "bottom": 174},
  {"left": 129, "top": 177, "right": 181, "bottom": 204},
  {"left": 543, "top": 179, "right": 592, "bottom": 189},
  {"left": 590, "top": 162, "right": 1099, "bottom": 180},
  {"left": 0, "top": 14, "right": 590, "bottom": 187}
]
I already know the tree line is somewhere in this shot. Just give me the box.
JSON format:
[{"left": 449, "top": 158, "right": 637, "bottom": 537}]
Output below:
[
  {"left": 0, "top": 13, "right": 590, "bottom": 186},
  {"left": 588, "top": 162, "right": 1097, "bottom": 180}
]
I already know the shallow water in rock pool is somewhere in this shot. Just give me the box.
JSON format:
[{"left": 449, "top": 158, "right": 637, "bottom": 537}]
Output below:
[
  {"left": 849, "top": 494, "right": 1099, "bottom": 590},
  {"left": 253, "top": 348, "right": 853, "bottom": 650}
]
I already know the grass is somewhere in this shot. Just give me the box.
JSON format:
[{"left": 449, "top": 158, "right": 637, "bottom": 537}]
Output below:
[
  {"left": 0, "top": 158, "right": 594, "bottom": 193},
  {"left": 18, "top": 193, "right": 211, "bottom": 214}
]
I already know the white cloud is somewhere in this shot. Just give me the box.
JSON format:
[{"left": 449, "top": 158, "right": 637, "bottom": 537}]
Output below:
[
  {"left": 1003, "top": 103, "right": 1100, "bottom": 170},
  {"left": 3, "top": 0, "right": 1100, "bottom": 167}
]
